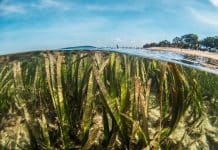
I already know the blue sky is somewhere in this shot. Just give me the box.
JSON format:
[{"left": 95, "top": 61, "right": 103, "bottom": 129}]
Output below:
[{"left": 0, "top": 0, "right": 218, "bottom": 52}]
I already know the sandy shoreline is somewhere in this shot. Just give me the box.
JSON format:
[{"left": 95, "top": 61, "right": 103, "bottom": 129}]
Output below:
[{"left": 147, "top": 47, "right": 218, "bottom": 60}]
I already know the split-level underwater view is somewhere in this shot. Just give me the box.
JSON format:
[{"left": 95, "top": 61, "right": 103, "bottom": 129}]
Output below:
[
  {"left": 0, "top": 49, "right": 217, "bottom": 149},
  {"left": 1, "top": 0, "right": 218, "bottom": 149}
]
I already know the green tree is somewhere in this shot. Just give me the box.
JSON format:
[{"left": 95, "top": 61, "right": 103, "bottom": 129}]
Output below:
[
  {"left": 181, "top": 34, "right": 199, "bottom": 49},
  {"left": 200, "top": 37, "right": 215, "bottom": 48},
  {"left": 172, "top": 37, "right": 182, "bottom": 47},
  {"left": 158, "top": 40, "right": 171, "bottom": 47},
  {"left": 214, "top": 36, "right": 218, "bottom": 49},
  {"left": 143, "top": 42, "right": 158, "bottom": 48}
]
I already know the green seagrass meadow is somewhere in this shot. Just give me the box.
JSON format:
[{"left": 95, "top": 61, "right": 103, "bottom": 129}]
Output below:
[{"left": 0, "top": 50, "right": 217, "bottom": 149}]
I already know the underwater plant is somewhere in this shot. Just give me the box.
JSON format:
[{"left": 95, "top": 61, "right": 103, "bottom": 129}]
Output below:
[{"left": 0, "top": 50, "right": 217, "bottom": 149}]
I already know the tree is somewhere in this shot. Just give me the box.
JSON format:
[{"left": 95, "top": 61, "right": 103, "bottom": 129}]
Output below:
[
  {"left": 142, "top": 33, "right": 218, "bottom": 52},
  {"left": 143, "top": 42, "right": 158, "bottom": 48},
  {"left": 158, "top": 40, "right": 171, "bottom": 47},
  {"left": 172, "top": 37, "right": 182, "bottom": 47},
  {"left": 214, "top": 36, "right": 218, "bottom": 49},
  {"left": 200, "top": 37, "right": 215, "bottom": 48},
  {"left": 181, "top": 34, "right": 199, "bottom": 49}
]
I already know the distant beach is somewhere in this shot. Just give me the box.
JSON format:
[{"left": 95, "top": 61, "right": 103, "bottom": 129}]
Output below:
[{"left": 147, "top": 47, "right": 218, "bottom": 60}]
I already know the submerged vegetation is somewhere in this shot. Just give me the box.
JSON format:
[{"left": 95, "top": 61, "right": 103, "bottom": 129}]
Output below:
[{"left": 0, "top": 50, "right": 217, "bottom": 149}]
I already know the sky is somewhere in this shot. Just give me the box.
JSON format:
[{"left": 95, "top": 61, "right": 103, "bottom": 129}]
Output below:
[{"left": 0, "top": 0, "right": 218, "bottom": 52}]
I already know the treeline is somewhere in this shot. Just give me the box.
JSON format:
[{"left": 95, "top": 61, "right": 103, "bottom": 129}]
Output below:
[{"left": 143, "top": 34, "right": 218, "bottom": 52}]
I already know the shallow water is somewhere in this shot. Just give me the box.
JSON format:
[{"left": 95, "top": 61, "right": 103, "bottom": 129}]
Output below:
[
  {"left": 1, "top": 47, "right": 218, "bottom": 74},
  {"left": 104, "top": 48, "right": 218, "bottom": 74},
  {"left": 63, "top": 47, "right": 218, "bottom": 74},
  {"left": 0, "top": 50, "right": 217, "bottom": 149}
]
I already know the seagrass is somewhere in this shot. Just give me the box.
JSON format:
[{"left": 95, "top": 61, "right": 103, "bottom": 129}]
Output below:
[{"left": 0, "top": 50, "right": 217, "bottom": 149}]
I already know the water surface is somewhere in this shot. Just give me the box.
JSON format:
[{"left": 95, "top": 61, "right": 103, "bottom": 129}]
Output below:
[{"left": 63, "top": 47, "right": 218, "bottom": 74}]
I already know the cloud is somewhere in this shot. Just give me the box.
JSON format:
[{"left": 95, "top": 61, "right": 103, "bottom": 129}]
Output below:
[
  {"left": 0, "top": 1, "right": 25, "bottom": 16},
  {"left": 84, "top": 3, "right": 146, "bottom": 12},
  {"left": 209, "top": 0, "right": 218, "bottom": 7},
  {"left": 2, "top": 16, "right": 109, "bottom": 35},
  {"left": 0, "top": 0, "right": 145, "bottom": 17},
  {"left": 32, "top": 0, "right": 70, "bottom": 10},
  {"left": 0, "top": 0, "right": 71, "bottom": 16},
  {"left": 189, "top": 7, "right": 218, "bottom": 27},
  {"left": 0, "top": 17, "right": 110, "bottom": 50}
]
